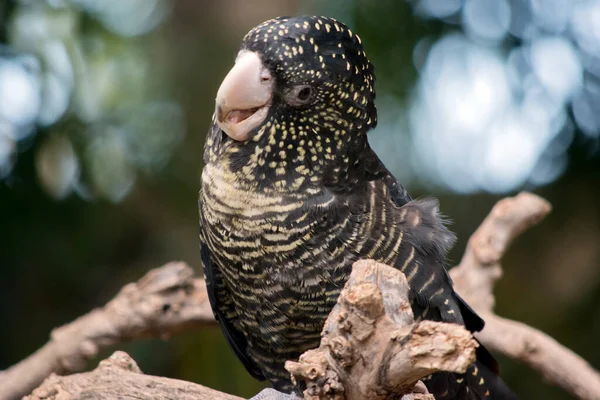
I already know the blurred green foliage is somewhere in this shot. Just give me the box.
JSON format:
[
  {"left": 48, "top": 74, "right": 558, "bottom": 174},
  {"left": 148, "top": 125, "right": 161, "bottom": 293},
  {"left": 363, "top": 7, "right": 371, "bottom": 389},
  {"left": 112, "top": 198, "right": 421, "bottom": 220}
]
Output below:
[{"left": 0, "top": 1, "right": 599, "bottom": 399}]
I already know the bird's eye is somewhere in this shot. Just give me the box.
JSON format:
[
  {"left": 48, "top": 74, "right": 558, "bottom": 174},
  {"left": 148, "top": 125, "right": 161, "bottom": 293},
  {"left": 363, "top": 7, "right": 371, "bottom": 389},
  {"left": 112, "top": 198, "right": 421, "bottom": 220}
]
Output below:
[
  {"left": 297, "top": 86, "right": 312, "bottom": 101},
  {"left": 286, "top": 85, "right": 314, "bottom": 106}
]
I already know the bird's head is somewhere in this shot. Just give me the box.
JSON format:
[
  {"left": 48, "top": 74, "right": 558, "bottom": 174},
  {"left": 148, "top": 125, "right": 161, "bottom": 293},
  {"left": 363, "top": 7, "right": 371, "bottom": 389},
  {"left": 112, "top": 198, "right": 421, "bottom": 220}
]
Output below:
[{"left": 207, "top": 16, "right": 377, "bottom": 191}]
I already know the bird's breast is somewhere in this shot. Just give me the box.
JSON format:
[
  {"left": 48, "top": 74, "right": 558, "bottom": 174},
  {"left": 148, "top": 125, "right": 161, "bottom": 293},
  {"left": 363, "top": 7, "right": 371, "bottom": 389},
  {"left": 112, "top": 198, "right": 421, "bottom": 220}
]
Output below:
[
  {"left": 201, "top": 163, "right": 317, "bottom": 265},
  {"left": 201, "top": 162, "right": 351, "bottom": 336},
  {"left": 200, "top": 162, "right": 354, "bottom": 285},
  {"left": 202, "top": 165, "right": 288, "bottom": 230}
]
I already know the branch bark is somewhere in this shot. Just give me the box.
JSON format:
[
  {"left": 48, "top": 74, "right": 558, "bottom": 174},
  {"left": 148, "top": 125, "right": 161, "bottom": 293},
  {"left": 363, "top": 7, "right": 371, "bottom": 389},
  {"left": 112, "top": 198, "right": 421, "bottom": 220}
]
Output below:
[
  {"left": 22, "top": 261, "right": 477, "bottom": 400},
  {"left": 450, "top": 192, "right": 600, "bottom": 400},
  {"left": 285, "top": 260, "right": 477, "bottom": 400},
  {"left": 24, "top": 351, "right": 242, "bottom": 400},
  {"left": 0, "top": 262, "right": 217, "bottom": 400}
]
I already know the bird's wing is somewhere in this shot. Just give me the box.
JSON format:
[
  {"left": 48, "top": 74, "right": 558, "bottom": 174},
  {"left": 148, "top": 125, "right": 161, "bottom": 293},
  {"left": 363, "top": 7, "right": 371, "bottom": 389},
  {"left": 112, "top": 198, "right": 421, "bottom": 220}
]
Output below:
[
  {"left": 392, "top": 196, "right": 488, "bottom": 331},
  {"left": 199, "top": 199, "right": 265, "bottom": 381},
  {"left": 383, "top": 192, "right": 510, "bottom": 398},
  {"left": 364, "top": 153, "right": 484, "bottom": 332},
  {"left": 363, "top": 144, "right": 412, "bottom": 207}
]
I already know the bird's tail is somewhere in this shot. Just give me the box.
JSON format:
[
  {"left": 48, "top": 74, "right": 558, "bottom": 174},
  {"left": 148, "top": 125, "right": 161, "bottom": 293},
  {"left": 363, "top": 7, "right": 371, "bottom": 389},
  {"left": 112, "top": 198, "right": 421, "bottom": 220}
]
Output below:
[
  {"left": 475, "top": 359, "right": 519, "bottom": 400},
  {"left": 424, "top": 360, "right": 518, "bottom": 400},
  {"left": 474, "top": 343, "right": 519, "bottom": 400}
]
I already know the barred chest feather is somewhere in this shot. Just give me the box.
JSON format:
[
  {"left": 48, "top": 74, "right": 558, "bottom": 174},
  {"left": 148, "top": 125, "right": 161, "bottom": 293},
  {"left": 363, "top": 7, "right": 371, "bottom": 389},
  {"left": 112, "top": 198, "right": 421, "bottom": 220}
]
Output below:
[
  {"left": 199, "top": 161, "right": 416, "bottom": 295},
  {"left": 200, "top": 162, "right": 354, "bottom": 325}
]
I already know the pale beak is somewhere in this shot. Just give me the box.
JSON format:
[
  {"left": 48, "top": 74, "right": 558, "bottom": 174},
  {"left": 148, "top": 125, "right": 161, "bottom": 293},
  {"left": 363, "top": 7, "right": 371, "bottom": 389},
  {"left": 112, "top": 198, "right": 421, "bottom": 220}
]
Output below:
[{"left": 215, "top": 51, "right": 273, "bottom": 141}]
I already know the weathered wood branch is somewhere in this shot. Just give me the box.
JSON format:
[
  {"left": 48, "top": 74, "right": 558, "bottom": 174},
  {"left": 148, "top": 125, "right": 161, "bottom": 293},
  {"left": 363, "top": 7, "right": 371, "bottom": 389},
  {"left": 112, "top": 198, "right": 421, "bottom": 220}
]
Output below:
[
  {"left": 0, "top": 262, "right": 217, "bottom": 400},
  {"left": 450, "top": 192, "right": 600, "bottom": 400},
  {"left": 285, "top": 260, "right": 477, "bottom": 400},
  {"left": 24, "top": 351, "right": 242, "bottom": 400},
  {"left": 21, "top": 262, "right": 477, "bottom": 400}
]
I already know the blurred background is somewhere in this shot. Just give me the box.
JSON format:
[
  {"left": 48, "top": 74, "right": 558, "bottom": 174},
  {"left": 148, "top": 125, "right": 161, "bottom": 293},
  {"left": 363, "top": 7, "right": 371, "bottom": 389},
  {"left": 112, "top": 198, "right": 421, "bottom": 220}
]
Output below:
[{"left": 0, "top": 0, "right": 599, "bottom": 398}]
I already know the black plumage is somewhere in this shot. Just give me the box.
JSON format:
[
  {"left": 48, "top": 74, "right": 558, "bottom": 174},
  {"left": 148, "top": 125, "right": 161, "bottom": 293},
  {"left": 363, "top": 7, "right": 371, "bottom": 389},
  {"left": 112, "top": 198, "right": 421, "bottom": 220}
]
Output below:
[{"left": 199, "top": 15, "right": 517, "bottom": 400}]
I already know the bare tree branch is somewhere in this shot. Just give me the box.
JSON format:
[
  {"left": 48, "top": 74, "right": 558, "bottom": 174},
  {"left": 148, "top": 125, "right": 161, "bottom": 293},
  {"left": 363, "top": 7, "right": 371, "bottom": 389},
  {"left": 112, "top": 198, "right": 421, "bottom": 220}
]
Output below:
[
  {"left": 24, "top": 351, "right": 242, "bottom": 400},
  {"left": 21, "top": 261, "right": 477, "bottom": 400},
  {"left": 477, "top": 315, "right": 600, "bottom": 400},
  {"left": 286, "top": 260, "right": 477, "bottom": 400},
  {"left": 450, "top": 192, "right": 600, "bottom": 400},
  {"left": 0, "top": 262, "right": 217, "bottom": 400}
]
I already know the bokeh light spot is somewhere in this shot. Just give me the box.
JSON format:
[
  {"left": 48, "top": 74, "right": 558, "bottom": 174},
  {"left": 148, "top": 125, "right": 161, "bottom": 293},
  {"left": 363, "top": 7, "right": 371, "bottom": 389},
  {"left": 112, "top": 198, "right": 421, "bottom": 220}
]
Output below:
[
  {"left": 36, "top": 135, "right": 80, "bottom": 199},
  {"left": 463, "top": 0, "right": 511, "bottom": 42},
  {"left": 416, "top": 0, "right": 462, "bottom": 19},
  {"left": 0, "top": 59, "right": 41, "bottom": 129},
  {"left": 530, "top": 37, "right": 582, "bottom": 102}
]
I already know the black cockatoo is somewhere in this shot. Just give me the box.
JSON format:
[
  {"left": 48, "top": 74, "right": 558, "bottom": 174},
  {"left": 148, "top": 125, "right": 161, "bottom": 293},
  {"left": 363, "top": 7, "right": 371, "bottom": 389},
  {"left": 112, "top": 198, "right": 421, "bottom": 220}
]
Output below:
[{"left": 199, "top": 15, "right": 517, "bottom": 400}]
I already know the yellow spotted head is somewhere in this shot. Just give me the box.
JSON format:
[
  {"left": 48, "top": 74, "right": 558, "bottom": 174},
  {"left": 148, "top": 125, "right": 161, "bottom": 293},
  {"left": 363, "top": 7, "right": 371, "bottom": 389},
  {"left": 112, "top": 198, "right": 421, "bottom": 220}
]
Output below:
[
  {"left": 242, "top": 16, "right": 375, "bottom": 123},
  {"left": 208, "top": 16, "right": 378, "bottom": 191}
]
